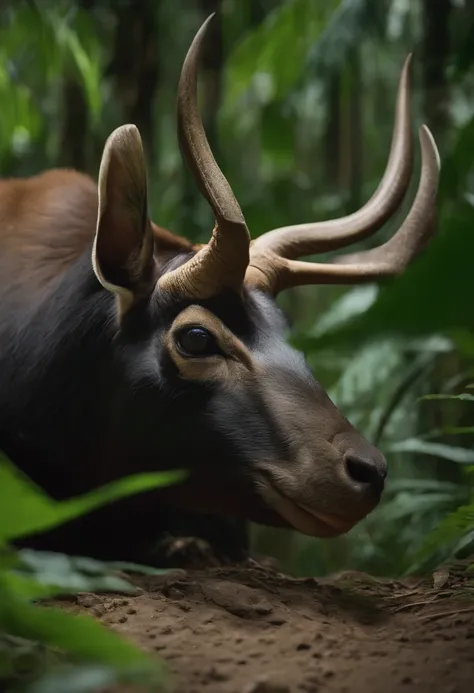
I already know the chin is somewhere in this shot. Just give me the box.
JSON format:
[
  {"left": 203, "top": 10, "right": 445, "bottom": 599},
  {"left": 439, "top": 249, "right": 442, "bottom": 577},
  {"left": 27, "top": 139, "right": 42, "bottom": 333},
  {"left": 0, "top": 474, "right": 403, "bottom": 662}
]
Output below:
[{"left": 253, "top": 476, "right": 363, "bottom": 540}]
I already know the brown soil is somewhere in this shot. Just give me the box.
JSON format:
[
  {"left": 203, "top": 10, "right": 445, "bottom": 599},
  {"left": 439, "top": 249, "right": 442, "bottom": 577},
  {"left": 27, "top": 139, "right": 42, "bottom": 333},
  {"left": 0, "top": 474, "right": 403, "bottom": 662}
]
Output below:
[{"left": 60, "top": 551, "right": 474, "bottom": 693}]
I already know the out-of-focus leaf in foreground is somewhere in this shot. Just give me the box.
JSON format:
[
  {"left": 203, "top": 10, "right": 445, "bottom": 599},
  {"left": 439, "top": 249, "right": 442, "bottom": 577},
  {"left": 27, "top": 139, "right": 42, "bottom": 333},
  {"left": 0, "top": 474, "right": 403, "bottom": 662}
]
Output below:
[
  {"left": 0, "top": 579, "right": 163, "bottom": 684},
  {"left": 0, "top": 454, "right": 186, "bottom": 543}
]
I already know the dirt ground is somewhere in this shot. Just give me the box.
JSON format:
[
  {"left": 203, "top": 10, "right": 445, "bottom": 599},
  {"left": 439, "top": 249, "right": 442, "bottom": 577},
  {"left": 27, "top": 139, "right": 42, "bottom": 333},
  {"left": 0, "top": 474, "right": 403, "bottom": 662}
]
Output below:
[{"left": 61, "top": 547, "right": 474, "bottom": 693}]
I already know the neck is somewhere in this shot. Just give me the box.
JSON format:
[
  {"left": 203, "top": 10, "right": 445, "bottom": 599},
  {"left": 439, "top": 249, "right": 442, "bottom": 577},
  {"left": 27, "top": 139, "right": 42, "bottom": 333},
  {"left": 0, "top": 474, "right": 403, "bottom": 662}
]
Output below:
[{"left": 0, "top": 248, "right": 119, "bottom": 496}]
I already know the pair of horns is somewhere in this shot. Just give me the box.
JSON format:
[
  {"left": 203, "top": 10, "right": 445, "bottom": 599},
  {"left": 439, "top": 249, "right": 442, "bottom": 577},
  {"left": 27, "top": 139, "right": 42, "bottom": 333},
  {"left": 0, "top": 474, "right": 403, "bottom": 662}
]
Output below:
[{"left": 151, "top": 14, "right": 442, "bottom": 298}]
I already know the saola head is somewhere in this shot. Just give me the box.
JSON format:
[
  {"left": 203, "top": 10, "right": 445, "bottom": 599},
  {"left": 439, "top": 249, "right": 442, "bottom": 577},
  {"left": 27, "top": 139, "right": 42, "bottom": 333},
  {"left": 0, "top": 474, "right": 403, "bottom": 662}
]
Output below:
[{"left": 90, "top": 15, "right": 440, "bottom": 538}]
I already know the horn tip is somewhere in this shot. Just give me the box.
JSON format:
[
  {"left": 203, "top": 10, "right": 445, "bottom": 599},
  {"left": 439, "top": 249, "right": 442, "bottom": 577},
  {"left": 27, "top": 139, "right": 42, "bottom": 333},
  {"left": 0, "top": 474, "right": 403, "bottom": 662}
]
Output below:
[
  {"left": 401, "top": 52, "right": 413, "bottom": 80},
  {"left": 419, "top": 124, "right": 441, "bottom": 172},
  {"left": 201, "top": 12, "right": 217, "bottom": 31}
]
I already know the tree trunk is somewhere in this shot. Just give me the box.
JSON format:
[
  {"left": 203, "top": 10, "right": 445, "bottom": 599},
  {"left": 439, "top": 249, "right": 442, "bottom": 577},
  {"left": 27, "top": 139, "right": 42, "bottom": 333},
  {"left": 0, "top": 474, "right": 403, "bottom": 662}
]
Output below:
[
  {"left": 57, "top": 0, "right": 92, "bottom": 171},
  {"left": 419, "top": 0, "right": 461, "bottom": 484},
  {"left": 421, "top": 0, "right": 452, "bottom": 152},
  {"left": 348, "top": 46, "right": 363, "bottom": 212},
  {"left": 107, "top": 0, "right": 160, "bottom": 163},
  {"left": 324, "top": 70, "right": 341, "bottom": 191}
]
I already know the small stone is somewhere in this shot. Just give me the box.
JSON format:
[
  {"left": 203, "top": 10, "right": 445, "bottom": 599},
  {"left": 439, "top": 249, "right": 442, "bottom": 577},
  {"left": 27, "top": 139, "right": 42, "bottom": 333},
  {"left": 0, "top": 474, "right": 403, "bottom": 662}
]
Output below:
[
  {"left": 126, "top": 607, "right": 137, "bottom": 615},
  {"left": 268, "top": 616, "right": 287, "bottom": 626},
  {"left": 296, "top": 642, "right": 311, "bottom": 651},
  {"left": 118, "top": 615, "right": 128, "bottom": 623}
]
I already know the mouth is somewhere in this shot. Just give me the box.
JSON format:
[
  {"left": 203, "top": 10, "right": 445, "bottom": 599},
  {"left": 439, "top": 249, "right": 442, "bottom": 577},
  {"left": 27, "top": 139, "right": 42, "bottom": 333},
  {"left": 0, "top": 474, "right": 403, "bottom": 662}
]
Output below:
[{"left": 260, "top": 477, "right": 357, "bottom": 538}]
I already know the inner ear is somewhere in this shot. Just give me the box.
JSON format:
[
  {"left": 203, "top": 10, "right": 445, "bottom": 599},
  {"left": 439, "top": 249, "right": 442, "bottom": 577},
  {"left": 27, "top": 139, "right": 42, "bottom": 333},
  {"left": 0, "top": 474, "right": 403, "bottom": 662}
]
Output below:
[{"left": 92, "top": 124, "right": 155, "bottom": 308}]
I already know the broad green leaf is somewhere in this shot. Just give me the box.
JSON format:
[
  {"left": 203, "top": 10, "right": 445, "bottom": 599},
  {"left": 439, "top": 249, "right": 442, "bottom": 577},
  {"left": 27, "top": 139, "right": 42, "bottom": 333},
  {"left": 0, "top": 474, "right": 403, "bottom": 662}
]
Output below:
[
  {"left": 375, "top": 492, "right": 458, "bottom": 523},
  {"left": 25, "top": 664, "right": 131, "bottom": 693},
  {"left": 307, "top": 0, "right": 389, "bottom": 72},
  {"left": 389, "top": 438, "right": 474, "bottom": 464},
  {"left": 13, "top": 550, "right": 136, "bottom": 597},
  {"left": 102, "top": 561, "right": 165, "bottom": 576},
  {"left": 309, "top": 285, "right": 379, "bottom": 337},
  {"left": 52, "top": 13, "right": 103, "bottom": 123},
  {"left": 0, "top": 579, "right": 161, "bottom": 673},
  {"left": 224, "top": 0, "right": 342, "bottom": 108},
  {"left": 2, "top": 572, "right": 66, "bottom": 601},
  {"left": 0, "top": 455, "right": 186, "bottom": 542},
  {"left": 0, "top": 633, "right": 59, "bottom": 681},
  {"left": 294, "top": 199, "right": 474, "bottom": 353},
  {"left": 27, "top": 661, "right": 162, "bottom": 693},
  {"left": 417, "top": 503, "right": 474, "bottom": 561}
]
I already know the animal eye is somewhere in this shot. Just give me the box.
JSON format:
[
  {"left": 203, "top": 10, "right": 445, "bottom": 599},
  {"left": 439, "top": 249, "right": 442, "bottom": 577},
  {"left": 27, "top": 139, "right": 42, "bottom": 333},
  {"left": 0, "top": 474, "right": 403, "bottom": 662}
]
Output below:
[{"left": 176, "top": 327, "right": 219, "bottom": 357}]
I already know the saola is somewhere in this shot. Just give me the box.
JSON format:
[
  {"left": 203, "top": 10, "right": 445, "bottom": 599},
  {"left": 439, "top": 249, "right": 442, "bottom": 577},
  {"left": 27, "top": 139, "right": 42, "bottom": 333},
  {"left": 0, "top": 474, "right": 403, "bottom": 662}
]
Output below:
[{"left": 0, "top": 15, "right": 440, "bottom": 564}]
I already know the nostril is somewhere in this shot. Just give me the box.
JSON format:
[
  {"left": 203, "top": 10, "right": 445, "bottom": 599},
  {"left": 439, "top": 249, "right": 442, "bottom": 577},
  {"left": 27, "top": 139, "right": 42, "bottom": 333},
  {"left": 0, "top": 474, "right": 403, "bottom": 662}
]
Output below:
[{"left": 344, "top": 455, "right": 386, "bottom": 489}]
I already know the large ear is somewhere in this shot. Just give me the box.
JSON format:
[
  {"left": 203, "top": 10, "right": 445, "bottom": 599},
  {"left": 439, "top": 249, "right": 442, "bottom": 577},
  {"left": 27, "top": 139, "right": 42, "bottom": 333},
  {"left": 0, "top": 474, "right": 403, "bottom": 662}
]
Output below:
[{"left": 92, "top": 124, "right": 155, "bottom": 317}]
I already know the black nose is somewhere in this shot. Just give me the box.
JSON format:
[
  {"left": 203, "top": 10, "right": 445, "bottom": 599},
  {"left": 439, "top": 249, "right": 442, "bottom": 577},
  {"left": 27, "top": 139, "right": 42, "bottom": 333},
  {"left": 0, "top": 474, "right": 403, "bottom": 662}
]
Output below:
[{"left": 344, "top": 454, "right": 387, "bottom": 493}]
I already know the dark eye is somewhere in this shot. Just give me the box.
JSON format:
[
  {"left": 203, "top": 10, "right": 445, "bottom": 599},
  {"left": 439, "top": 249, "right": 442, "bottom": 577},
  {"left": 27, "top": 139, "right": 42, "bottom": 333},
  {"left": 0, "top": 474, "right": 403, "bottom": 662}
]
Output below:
[{"left": 176, "top": 327, "right": 219, "bottom": 357}]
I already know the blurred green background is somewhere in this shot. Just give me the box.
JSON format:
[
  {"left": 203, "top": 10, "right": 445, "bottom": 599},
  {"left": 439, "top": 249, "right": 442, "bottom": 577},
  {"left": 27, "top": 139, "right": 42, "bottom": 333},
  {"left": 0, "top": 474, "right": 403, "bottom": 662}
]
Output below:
[
  {"left": 1, "top": 0, "right": 474, "bottom": 580},
  {"left": 1, "top": 1, "right": 474, "bottom": 690}
]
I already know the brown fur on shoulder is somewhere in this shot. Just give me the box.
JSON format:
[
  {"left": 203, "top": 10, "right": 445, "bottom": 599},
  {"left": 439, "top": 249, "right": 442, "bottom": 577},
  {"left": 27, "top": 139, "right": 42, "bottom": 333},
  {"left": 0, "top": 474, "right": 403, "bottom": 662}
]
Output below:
[
  {"left": 0, "top": 169, "right": 195, "bottom": 299},
  {"left": 0, "top": 170, "right": 99, "bottom": 294}
]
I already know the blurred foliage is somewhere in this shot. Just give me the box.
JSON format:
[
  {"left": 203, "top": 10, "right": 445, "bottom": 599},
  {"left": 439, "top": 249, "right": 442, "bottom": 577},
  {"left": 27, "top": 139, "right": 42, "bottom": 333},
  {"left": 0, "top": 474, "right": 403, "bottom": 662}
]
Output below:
[
  {"left": 0, "top": 455, "right": 182, "bottom": 692},
  {"left": 0, "top": 0, "right": 474, "bottom": 688}
]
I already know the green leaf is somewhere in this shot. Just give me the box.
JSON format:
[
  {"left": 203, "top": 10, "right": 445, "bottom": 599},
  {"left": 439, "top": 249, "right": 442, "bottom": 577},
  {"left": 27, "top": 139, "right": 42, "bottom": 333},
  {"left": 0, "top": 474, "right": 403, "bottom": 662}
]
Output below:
[
  {"left": 417, "top": 503, "right": 474, "bottom": 561},
  {"left": 27, "top": 661, "right": 161, "bottom": 693},
  {"left": 295, "top": 199, "right": 474, "bottom": 353},
  {"left": 1, "top": 572, "right": 67, "bottom": 601},
  {"left": 12, "top": 550, "right": 136, "bottom": 597},
  {"left": 389, "top": 438, "right": 474, "bottom": 464},
  {"left": 420, "top": 393, "right": 474, "bottom": 402},
  {"left": 224, "top": 0, "right": 342, "bottom": 108},
  {"left": 0, "top": 579, "right": 160, "bottom": 674},
  {"left": 308, "top": 285, "right": 379, "bottom": 337},
  {"left": 0, "top": 455, "right": 186, "bottom": 543},
  {"left": 307, "top": 0, "right": 388, "bottom": 72},
  {"left": 26, "top": 665, "right": 119, "bottom": 693},
  {"left": 386, "top": 479, "right": 465, "bottom": 494},
  {"left": 0, "top": 633, "right": 59, "bottom": 681},
  {"left": 52, "top": 12, "right": 103, "bottom": 123},
  {"left": 441, "top": 426, "right": 474, "bottom": 435}
]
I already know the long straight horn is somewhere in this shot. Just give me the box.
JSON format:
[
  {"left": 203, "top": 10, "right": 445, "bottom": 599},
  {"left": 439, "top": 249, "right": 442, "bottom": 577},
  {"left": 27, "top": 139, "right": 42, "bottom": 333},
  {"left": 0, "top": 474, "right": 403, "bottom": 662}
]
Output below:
[{"left": 158, "top": 14, "right": 250, "bottom": 298}]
